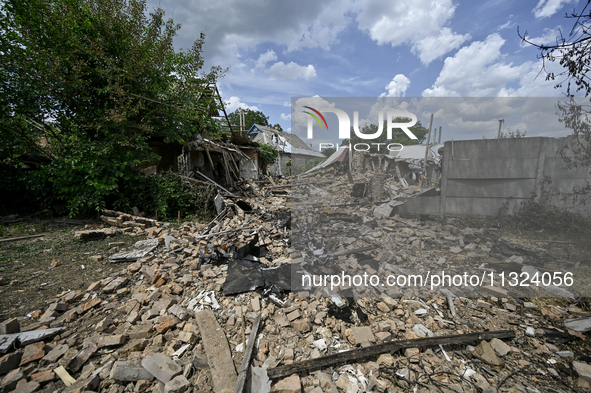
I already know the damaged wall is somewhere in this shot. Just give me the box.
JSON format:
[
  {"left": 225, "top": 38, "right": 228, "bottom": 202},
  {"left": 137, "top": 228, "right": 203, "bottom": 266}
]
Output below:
[{"left": 439, "top": 136, "right": 590, "bottom": 216}]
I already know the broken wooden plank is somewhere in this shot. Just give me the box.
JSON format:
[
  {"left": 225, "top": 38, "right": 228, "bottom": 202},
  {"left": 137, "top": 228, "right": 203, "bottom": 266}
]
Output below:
[
  {"left": 233, "top": 314, "right": 262, "bottom": 393},
  {"left": 204, "top": 146, "right": 216, "bottom": 173},
  {"left": 267, "top": 330, "right": 515, "bottom": 380},
  {"left": 201, "top": 208, "right": 228, "bottom": 236},
  {"left": 196, "top": 170, "right": 237, "bottom": 197},
  {"left": 221, "top": 152, "right": 234, "bottom": 188},
  {"left": 179, "top": 175, "right": 213, "bottom": 188},
  {"left": 195, "top": 309, "right": 237, "bottom": 393},
  {"left": 54, "top": 365, "right": 76, "bottom": 386},
  {"left": 447, "top": 296, "right": 457, "bottom": 318},
  {"left": 346, "top": 169, "right": 354, "bottom": 184},
  {"left": 0, "top": 234, "right": 45, "bottom": 243}
]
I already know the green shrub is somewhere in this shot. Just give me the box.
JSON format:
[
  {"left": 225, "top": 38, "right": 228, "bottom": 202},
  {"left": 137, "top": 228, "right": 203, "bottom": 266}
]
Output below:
[
  {"left": 258, "top": 144, "right": 278, "bottom": 171},
  {"left": 512, "top": 200, "right": 591, "bottom": 237},
  {"left": 292, "top": 157, "right": 326, "bottom": 175}
]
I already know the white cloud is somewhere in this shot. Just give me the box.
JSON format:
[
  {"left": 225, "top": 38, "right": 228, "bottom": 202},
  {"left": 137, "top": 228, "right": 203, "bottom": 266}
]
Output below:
[
  {"left": 412, "top": 28, "right": 470, "bottom": 65},
  {"left": 532, "top": 0, "right": 577, "bottom": 19},
  {"left": 422, "top": 34, "right": 525, "bottom": 97},
  {"left": 266, "top": 62, "right": 317, "bottom": 80},
  {"left": 281, "top": 113, "right": 291, "bottom": 120},
  {"left": 225, "top": 96, "right": 259, "bottom": 113},
  {"left": 356, "top": 0, "right": 465, "bottom": 62},
  {"left": 497, "top": 17, "right": 514, "bottom": 31},
  {"left": 422, "top": 33, "right": 570, "bottom": 97},
  {"left": 284, "top": 102, "right": 292, "bottom": 107},
  {"left": 255, "top": 50, "right": 278, "bottom": 69},
  {"left": 145, "top": 0, "right": 357, "bottom": 69},
  {"left": 380, "top": 74, "right": 411, "bottom": 97}
]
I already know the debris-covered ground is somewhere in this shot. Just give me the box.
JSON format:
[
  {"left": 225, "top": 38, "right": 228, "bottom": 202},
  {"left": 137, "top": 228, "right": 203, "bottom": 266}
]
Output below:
[{"left": 1, "top": 174, "right": 591, "bottom": 393}]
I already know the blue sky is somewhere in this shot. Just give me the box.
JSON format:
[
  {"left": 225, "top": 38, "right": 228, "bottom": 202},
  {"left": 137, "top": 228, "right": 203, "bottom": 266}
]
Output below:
[{"left": 146, "top": 0, "right": 585, "bottom": 140}]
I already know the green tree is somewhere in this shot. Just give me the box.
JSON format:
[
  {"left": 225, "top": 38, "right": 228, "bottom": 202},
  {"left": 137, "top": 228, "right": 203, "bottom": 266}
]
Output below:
[
  {"left": 499, "top": 128, "right": 527, "bottom": 138},
  {"left": 520, "top": 4, "right": 591, "bottom": 209},
  {"left": 0, "top": 0, "right": 223, "bottom": 216},
  {"left": 227, "top": 108, "right": 269, "bottom": 130},
  {"left": 322, "top": 147, "right": 336, "bottom": 157},
  {"left": 341, "top": 118, "right": 429, "bottom": 153},
  {"left": 556, "top": 98, "right": 591, "bottom": 207},
  {"left": 258, "top": 144, "right": 278, "bottom": 172}
]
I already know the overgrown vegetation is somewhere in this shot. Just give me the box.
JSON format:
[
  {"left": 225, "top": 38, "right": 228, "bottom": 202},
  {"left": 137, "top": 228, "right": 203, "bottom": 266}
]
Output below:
[
  {"left": 292, "top": 157, "right": 326, "bottom": 175},
  {"left": 511, "top": 200, "right": 591, "bottom": 239},
  {"left": 499, "top": 127, "right": 527, "bottom": 139},
  {"left": 0, "top": 0, "right": 224, "bottom": 218},
  {"left": 258, "top": 144, "right": 279, "bottom": 172}
]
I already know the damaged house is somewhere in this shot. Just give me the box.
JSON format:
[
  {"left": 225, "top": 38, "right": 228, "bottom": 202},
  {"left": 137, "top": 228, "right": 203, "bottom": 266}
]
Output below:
[
  {"left": 141, "top": 84, "right": 262, "bottom": 187},
  {"left": 248, "top": 124, "right": 325, "bottom": 175}
]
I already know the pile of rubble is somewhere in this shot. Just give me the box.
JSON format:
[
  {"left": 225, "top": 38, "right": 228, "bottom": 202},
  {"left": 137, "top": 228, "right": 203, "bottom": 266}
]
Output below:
[{"left": 1, "top": 175, "right": 591, "bottom": 393}]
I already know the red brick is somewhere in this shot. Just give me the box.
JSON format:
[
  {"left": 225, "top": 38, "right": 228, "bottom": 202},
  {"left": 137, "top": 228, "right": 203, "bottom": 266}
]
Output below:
[
  {"left": 20, "top": 342, "right": 45, "bottom": 366},
  {"left": 155, "top": 316, "right": 176, "bottom": 334},
  {"left": 30, "top": 370, "right": 55, "bottom": 384}
]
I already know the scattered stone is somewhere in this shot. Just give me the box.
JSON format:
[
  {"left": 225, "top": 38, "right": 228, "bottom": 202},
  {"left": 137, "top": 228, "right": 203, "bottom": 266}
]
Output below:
[
  {"left": 13, "top": 378, "right": 39, "bottom": 393},
  {"left": 336, "top": 373, "right": 358, "bottom": 393},
  {"left": 163, "top": 375, "right": 191, "bottom": 393},
  {"left": 110, "top": 361, "right": 155, "bottom": 382},
  {"left": 20, "top": 342, "right": 45, "bottom": 366},
  {"left": 291, "top": 319, "right": 311, "bottom": 333},
  {"left": 490, "top": 338, "right": 511, "bottom": 357},
  {"left": 67, "top": 342, "right": 98, "bottom": 372},
  {"left": 0, "top": 318, "right": 20, "bottom": 334},
  {"left": 523, "top": 302, "right": 538, "bottom": 310},
  {"left": 405, "top": 348, "right": 420, "bottom": 363},
  {"left": 564, "top": 317, "right": 591, "bottom": 333},
  {"left": 473, "top": 341, "right": 503, "bottom": 366},
  {"left": 0, "top": 351, "right": 22, "bottom": 375},
  {"left": 41, "top": 344, "right": 69, "bottom": 365},
  {"left": 30, "top": 369, "right": 56, "bottom": 384},
  {"left": 574, "top": 361, "right": 591, "bottom": 385},
  {"left": 141, "top": 353, "right": 182, "bottom": 383},
  {"left": 345, "top": 327, "right": 375, "bottom": 345},
  {"left": 271, "top": 374, "right": 301, "bottom": 393},
  {"left": 1, "top": 367, "right": 24, "bottom": 391}
]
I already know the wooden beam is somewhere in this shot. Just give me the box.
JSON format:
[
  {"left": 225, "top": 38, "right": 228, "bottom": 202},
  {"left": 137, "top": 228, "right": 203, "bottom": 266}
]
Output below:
[
  {"left": 233, "top": 314, "right": 262, "bottom": 393},
  {"left": 195, "top": 170, "right": 237, "bottom": 197},
  {"left": 0, "top": 234, "right": 45, "bottom": 243},
  {"left": 267, "top": 330, "right": 515, "bottom": 380},
  {"left": 204, "top": 146, "right": 216, "bottom": 173}
]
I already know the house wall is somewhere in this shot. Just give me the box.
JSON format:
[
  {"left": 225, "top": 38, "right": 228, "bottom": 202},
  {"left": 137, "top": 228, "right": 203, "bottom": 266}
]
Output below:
[
  {"left": 267, "top": 153, "right": 321, "bottom": 176},
  {"left": 239, "top": 147, "right": 259, "bottom": 180}
]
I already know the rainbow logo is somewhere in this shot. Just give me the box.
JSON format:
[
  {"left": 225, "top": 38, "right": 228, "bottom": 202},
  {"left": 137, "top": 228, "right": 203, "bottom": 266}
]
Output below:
[{"left": 303, "top": 106, "right": 328, "bottom": 130}]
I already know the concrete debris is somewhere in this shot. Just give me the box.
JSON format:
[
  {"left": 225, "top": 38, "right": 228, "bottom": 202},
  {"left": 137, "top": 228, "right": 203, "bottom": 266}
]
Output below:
[
  {"left": 472, "top": 340, "right": 503, "bottom": 366},
  {"left": 564, "top": 317, "right": 591, "bottom": 332},
  {"left": 194, "top": 309, "right": 236, "bottom": 393},
  {"left": 109, "top": 239, "right": 159, "bottom": 263},
  {"left": 0, "top": 177, "right": 588, "bottom": 393}
]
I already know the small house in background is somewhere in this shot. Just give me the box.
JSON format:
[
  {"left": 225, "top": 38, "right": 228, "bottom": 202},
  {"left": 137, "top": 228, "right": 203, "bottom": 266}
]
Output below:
[{"left": 248, "top": 124, "right": 325, "bottom": 175}]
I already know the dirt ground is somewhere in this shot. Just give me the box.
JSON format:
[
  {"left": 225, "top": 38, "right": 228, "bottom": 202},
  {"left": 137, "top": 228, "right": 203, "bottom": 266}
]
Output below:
[
  {"left": 1, "top": 215, "right": 590, "bottom": 324},
  {"left": 0, "top": 219, "right": 156, "bottom": 322}
]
